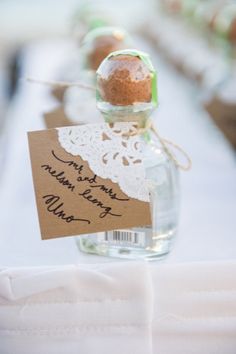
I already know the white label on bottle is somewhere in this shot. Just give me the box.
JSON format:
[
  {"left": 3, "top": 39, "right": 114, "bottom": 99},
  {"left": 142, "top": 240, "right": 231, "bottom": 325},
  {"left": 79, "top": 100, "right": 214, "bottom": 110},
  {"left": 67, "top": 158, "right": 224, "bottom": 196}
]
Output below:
[{"left": 98, "top": 230, "right": 146, "bottom": 247}]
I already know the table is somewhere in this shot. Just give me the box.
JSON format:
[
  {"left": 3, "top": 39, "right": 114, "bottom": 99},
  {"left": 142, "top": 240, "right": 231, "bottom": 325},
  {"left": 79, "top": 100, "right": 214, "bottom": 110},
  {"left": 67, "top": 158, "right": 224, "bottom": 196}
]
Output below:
[{"left": 0, "top": 39, "right": 236, "bottom": 354}]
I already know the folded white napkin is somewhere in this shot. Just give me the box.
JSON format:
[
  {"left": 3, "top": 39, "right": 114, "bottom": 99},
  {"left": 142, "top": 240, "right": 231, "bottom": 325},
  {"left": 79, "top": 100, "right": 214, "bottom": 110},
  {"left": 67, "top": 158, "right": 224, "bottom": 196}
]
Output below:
[
  {"left": 152, "top": 261, "right": 236, "bottom": 354},
  {"left": 0, "top": 261, "right": 236, "bottom": 354},
  {"left": 0, "top": 262, "right": 153, "bottom": 354}
]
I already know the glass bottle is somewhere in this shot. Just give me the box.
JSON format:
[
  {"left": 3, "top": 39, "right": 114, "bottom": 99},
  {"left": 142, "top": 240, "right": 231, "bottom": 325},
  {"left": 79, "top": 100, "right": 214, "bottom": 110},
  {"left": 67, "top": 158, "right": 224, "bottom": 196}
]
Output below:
[
  {"left": 76, "top": 50, "right": 180, "bottom": 261},
  {"left": 63, "top": 27, "right": 131, "bottom": 124},
  {"left": 81, "top": 26, "right": 132, "bottom": 71}
]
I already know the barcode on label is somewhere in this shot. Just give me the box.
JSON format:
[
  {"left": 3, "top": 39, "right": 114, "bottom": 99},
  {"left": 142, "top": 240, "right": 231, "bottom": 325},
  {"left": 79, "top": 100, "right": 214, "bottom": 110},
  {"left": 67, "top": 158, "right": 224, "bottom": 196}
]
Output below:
[{"left": 100, "top": 230, "right": 146, "bottom": 247}]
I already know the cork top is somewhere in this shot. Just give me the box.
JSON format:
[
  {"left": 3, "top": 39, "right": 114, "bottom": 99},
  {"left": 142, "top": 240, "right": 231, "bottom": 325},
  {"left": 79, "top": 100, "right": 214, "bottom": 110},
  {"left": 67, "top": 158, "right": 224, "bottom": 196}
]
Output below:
[
  {"left": 229, "top": 18, "right": 236, "bottom": 42},
  {"left": 96, "top": 51, "right": 157, "bottom": 106},
  {"left": 82, "top": 27, "right": 129, "bottom": 71}
]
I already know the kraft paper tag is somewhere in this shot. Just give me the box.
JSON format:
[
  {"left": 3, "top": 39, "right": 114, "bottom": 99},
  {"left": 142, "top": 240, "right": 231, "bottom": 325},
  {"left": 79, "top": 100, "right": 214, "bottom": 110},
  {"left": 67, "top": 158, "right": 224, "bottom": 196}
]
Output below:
[
  {"left": 28, "top": 124, "right": 151, "bottom": 240},
  {"left": 204, "top": 96, "right": 236, "bottom": 148},
  {"left": 51, "top": 87, "right": 66, "bottom": 102},
  {"left": 44, "top": 106, "right": 74, "bottom": 129}
]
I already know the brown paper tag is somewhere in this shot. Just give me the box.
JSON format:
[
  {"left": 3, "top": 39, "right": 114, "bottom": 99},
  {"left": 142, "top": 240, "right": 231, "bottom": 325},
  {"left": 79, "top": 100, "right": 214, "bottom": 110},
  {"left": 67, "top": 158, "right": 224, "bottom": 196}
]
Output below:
[
  {"left": 44, "top": 106, "right": 74, "bottom": 129},
  {"left": 204, "top": 96, "right": 236, "bottom": 148},
  {"left": 51, "top": 87, "right": 66, "bottom": 102},
  {"left": 28, "top": 127, "right": 151, "bottom": 240}
]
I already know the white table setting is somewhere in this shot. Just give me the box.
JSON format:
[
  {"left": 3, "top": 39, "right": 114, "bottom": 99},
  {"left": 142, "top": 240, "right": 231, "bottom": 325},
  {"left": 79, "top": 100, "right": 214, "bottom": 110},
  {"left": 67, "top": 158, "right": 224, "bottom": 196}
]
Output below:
[{"left": 0, "top": 38, "right": 236, "bottom": 353}]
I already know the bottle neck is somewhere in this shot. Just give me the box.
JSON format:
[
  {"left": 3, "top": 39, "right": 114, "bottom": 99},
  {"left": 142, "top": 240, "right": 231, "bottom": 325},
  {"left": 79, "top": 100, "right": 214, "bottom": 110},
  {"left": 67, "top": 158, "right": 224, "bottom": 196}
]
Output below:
[{"left": 98, "top": 101, "right": 154, "bottom": 129}]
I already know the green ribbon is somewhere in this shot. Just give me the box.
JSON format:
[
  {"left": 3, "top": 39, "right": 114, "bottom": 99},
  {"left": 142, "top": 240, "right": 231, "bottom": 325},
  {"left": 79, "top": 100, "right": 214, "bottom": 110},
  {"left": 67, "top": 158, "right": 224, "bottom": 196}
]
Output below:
[{"left": 88, "top": 18, "right": 108, "bottom": 31}]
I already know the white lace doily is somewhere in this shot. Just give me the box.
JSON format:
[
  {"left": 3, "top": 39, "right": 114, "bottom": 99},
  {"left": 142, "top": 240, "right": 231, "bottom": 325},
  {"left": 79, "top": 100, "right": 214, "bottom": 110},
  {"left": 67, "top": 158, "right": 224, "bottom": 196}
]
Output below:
[{"left": 57, "top": 123, "right": 149, "bottom": 202}]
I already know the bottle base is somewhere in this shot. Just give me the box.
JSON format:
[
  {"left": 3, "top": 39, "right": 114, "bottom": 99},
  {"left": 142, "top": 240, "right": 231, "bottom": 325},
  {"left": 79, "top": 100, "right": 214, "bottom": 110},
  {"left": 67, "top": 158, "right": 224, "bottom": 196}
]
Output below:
[{"left": 75, "top": 235, "right": 173, "bottom": 261}]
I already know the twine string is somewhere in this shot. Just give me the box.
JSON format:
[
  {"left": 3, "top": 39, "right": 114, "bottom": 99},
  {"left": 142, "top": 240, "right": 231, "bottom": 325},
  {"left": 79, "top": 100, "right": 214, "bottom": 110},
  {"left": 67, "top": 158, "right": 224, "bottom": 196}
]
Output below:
[
  {"left": 25, "top": 77, "right": 96, "bottom": 91},
  {"left": 127, "top": 119, "right": 192, "bottom": 171}
]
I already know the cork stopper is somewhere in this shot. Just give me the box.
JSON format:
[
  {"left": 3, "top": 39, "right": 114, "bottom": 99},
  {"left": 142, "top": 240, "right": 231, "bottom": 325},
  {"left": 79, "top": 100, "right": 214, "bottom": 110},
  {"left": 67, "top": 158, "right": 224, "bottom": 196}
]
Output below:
[
  {"left": 162, "top": 0, "right": 182, "bottom": 14},
  {"left": 82, "top": 27, "right": 129, "bottom": 71},
  {"left": 229, "top": 18, "right": 236, "bottom": 42},
  {"left": 96, "top": 51, "right": 155, "bottom": 106}
]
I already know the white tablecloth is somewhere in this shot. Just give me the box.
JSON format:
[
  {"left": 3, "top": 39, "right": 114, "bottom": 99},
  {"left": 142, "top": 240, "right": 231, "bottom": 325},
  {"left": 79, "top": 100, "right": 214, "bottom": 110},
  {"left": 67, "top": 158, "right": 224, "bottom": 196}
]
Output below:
[
  {"left": 1, "top": 261, "right": 236, "bottom": 354},
  {"left": 0, "top": 39, "right": 236, "bottom": 353}
]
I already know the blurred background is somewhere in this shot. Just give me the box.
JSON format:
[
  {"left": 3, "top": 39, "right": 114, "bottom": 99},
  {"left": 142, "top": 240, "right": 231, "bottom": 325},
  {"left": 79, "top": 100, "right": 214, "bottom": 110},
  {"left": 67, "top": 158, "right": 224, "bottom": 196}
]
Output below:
[
  {"left": 0, "top": 0, "right": 236, "bottom": 265},
  {"left": 0, "top": 0, "right": 150, "bottom": 150},
  {"left": 1, "top": 0, "right": 236, "bottom": 148}
]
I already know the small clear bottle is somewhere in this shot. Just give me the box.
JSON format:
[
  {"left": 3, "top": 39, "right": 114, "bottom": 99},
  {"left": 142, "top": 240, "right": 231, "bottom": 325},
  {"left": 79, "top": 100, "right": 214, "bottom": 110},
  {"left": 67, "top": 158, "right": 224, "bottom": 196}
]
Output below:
[
  {"left": 64, "top": 27, "right": 131, "bottom": 124},
  {"left": 81, "top": 26, "right": 131, "bottom": 71},
  {"left": 76, "top": 50, "right": 180, "bottom": 260}
]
